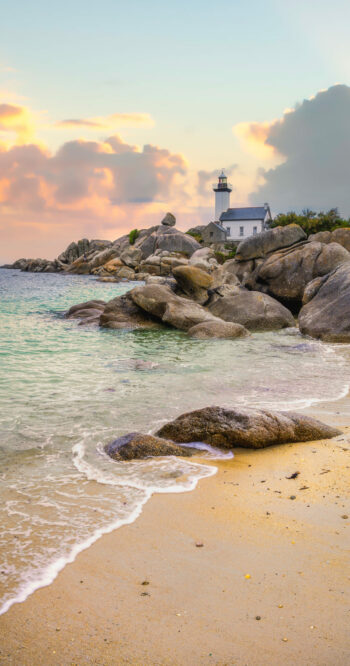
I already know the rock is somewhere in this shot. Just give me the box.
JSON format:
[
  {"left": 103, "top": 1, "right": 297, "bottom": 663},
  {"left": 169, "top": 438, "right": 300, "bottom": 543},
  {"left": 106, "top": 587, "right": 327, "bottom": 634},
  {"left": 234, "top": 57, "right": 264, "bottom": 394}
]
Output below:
[
  {"left": 188, "top": 320, "right": 250, "bottom": 339},
  {"left": 116, "top": 266, "right": 136, "bottom": 280},
  {"left": 172, "top": 265, "right": 213, "bottom": 304},
  {"left": 137, "top": 225, "right": 201, "bottom": 259},
  {"left": 236, "top": 225, "right": 307, "bottom": 261},
  {"left": 299, "top": 262, "right": 350, "bottom": 341},
  {"left": 99, "top": 292, "right": 161, "bottom": 330},
  {"left": 120, "top": 246, "right": 143, "bottom": 268},
  {"left": 102, "top": 258, "right": 125, "bottom": 273},
  {"left": 130, "top": 284, "right": 222, "bottom": 331},
  {"left": 211, "top": 259, "right": 241, "bottom": 288},
  {"left": 161, "top": 212, "right": 176, "bottom": 227},
  {"left": 65, "top": 300, "right": 106, "bottom": 319},
  {"left": 88, "top": 247, "right": 120, "bottom": 271},
  {"left": 67, "top": 256, "right": 91, "bottom": 274},
  {"left": 156, "top": 406, "right": 340, "bottom": 449},
  {"left": 247, "top": 241, "right": 350, "bottom": 309},
  {"left": 104, "top": 432, "right": 195, "bottom": 461},
  {"left": 145, "top": 275, "right": 177, "bottom": 290},
  {"left": 208, "top": 285, "right": 295, "bottom": 331},
  {"left": 189, "top": 247, "right": 216, "bottom": 273},
  {"left": 310, "top": 228, "right": 350, "bottom": 252}
]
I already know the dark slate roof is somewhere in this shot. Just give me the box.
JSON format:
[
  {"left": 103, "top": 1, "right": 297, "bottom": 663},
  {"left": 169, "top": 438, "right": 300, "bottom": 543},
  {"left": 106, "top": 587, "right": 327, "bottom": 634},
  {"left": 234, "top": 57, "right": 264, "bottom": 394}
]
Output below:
[{"left": 220, "top": 207, "right": 267, "bottom": 222}]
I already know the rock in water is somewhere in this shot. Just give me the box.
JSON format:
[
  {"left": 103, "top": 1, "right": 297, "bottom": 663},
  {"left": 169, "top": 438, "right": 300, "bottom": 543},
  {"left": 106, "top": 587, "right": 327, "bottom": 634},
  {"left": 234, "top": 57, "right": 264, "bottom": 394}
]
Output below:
[
  {"left": 161, "top": 212, "right": 176, "bottom": 226},
  {"left": 208, "top": 285, "right": 295, "bottom": 331},
  {"left": 299, "top": 262, "right": 350, "bottom": 341},
  {"left": 105, "top": 432, "right": 196, "bottom": 460},
  {"left": 156, "top": 406, "right": 340, "bottom": 449},
  {"left": 188, "top": 320, "right": 250, "bottom": 339}
]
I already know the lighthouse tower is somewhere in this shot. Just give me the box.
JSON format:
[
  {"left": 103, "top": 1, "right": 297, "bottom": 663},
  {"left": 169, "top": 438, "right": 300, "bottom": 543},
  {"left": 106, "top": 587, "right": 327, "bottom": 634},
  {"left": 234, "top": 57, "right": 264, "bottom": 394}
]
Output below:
[{"left": 213, "top": 170, "right": 232, "bottom": 221}]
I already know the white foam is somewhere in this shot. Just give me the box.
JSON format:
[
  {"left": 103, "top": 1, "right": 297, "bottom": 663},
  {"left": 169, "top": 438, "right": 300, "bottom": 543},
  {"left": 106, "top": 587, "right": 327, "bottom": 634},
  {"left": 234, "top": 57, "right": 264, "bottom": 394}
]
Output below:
[{"left": 0, "top": 440, "right": 217, "bottom": 616}]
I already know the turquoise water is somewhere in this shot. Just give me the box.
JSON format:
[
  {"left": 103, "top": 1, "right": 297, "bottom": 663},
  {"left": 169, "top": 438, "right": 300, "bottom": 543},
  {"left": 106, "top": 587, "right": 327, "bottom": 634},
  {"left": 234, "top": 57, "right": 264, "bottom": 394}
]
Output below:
[{"left": 0, "top": 268, "right": 349, "bottom": 614}]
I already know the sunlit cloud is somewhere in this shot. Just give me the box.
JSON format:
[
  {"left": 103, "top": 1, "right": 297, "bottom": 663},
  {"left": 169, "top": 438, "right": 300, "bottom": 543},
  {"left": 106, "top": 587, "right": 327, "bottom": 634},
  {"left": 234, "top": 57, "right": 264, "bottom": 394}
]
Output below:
[
  {"left": 0, "top": 102, "right": 36, "bottom": 144},
  {"left": 233, "top": 120, "right": 279, "bottom": 161},
  {"left": 55, "top": 112, "right": 154, "bottom": 130}
]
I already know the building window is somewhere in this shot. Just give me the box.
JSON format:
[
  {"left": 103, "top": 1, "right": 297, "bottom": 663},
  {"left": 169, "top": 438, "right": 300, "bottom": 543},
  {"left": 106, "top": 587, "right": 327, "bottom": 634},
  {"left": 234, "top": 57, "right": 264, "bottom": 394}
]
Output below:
[
  {"left": 253, "top": 226, "right": 257, "bottom": 235},
  {"left": 226, "top": 227, "right": 231, "bottom": 236},
  {"left": 210, "top": 231, "right": 213, "bottom": 238},
  {"left": 240, "top": 226, "right": 244, "bottom": 237}
]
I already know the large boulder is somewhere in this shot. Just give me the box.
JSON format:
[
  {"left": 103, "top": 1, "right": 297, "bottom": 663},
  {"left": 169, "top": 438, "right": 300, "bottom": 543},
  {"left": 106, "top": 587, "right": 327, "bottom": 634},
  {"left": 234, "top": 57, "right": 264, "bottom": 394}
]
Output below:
[
  {"left": 188, "top": 320, "right": 250, "bottom": 339},
  {"left": 299, "top": 262, "right": 350, "bottom": 341},
  {"left": 208, "top": 285, "right": 295, "bottom": 331},
  {"left": 246, "top": 241, "right": 350, "bottom": 309},
  {"left": 104, "top": 432, "right": 195, "bottom": 461},
  {"left": 309, "top": 228, "right": 350, "bottom": 252},
  {"left": 236, "top": 224, "right": 307, "bottom": 261},
  {"left": 137, "top": 225, "right": 201, "bottom": 259},
  {"left": 161, "top": 212, "right": 176, "bottom": 227},
  {"left": 172, "top": 265, "right": 213, "bottom": 304},
  {"left": 156, "top": 406, "right": 340, "bottom": 449},
  {"left": 120, "top": 246, "right": 143, "bottom": 268},
  {"left": 211, "top": 258, "right": 241, "bottom": 288},
  {"left": 130, "top": 284, "right": 222, "bottom": 331},
  {"left": 99, "top": 292, "right": 161, "bottom": 330},
  {"left": 189, "top": 247, "right": 218, "bottom": 272}
]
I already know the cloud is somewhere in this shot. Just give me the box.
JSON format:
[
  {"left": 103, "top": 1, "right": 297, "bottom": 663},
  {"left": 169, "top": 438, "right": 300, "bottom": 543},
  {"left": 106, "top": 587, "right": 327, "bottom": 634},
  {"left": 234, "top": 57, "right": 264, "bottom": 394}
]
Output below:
[
  {"left": 249, "top": 85, "right": 350, "bottom": 215},
  {"left": 55, "top": 112, "right": 154, "bottom": 130},
  {"left": 0, "top": 126, "right": 190, "bottom": 260},
  {"left": 0, "top": 103, "right": 35, "bottom": 143}
]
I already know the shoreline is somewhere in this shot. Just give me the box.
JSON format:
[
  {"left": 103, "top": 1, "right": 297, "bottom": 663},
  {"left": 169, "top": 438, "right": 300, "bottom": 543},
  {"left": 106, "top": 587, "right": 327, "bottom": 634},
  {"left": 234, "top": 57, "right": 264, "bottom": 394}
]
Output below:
[{"left": 0, "top": 396, "right": 349, "bottom": 664}]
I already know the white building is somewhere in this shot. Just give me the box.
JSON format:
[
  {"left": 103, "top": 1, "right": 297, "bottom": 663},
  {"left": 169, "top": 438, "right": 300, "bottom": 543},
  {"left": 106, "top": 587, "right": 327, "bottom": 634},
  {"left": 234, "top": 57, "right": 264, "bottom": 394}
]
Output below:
[{"left": 212, "top": 170, "right": 272, "bottom": 242}]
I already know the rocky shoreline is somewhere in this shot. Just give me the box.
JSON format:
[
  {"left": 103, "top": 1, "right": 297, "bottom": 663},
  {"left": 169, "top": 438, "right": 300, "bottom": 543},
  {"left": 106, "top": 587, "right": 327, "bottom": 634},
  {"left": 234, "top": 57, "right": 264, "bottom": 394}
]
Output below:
[{"left": 5, "top": 214, "right": 350, "bottom": 343}]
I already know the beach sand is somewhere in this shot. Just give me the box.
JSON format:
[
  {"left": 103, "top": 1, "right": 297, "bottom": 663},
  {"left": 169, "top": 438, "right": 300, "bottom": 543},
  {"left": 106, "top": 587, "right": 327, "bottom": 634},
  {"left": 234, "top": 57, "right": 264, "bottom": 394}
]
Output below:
[{"left": 0, "top": 401, "right": 349, "bottom": 665}]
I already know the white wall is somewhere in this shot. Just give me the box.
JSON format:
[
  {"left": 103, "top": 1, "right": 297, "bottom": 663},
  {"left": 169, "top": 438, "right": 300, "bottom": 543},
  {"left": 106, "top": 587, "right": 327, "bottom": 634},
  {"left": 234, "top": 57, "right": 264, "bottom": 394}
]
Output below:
[
  {"left": 215, "top": 190, "right": 230, "bottom": 221},
  {"left": 223, "top": 219, "right": 264, "bottom": 241}
]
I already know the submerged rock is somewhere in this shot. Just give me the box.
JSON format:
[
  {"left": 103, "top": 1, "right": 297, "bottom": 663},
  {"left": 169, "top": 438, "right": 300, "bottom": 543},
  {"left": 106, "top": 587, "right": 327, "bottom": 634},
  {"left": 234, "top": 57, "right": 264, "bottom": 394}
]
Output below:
[
  {"left": 156, "top": 406, "right": 340, "bottom": 449},
  {"left": 105, "top": 432, "right": 196, "bottom": 460},
  {"left": 65, "top": 300, "right": 106, "bottom": 324},
  {"left": 188, "top": 320, "right": 250, "bottom": 339}
]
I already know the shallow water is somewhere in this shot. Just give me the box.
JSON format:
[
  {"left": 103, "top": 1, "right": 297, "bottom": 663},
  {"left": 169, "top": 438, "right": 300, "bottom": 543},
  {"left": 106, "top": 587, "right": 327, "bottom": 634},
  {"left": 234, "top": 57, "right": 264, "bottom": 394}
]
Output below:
[{"left": 0, "top": 268, "right": 349, "bottom": 614}]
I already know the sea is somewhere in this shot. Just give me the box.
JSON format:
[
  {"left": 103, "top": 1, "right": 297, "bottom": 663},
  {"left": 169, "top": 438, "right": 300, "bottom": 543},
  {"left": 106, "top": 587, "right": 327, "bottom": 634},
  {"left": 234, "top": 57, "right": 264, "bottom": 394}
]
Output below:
[{"left": 0, "top": 268, "right": 349, "bottom": 615}]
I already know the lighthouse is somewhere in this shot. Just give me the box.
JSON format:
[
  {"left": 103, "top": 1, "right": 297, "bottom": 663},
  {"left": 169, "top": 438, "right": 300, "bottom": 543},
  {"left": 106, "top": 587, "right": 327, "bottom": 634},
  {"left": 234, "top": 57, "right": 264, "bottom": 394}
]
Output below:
[{"left": 213, "top": 170, "right": 232, "bottom": 221}]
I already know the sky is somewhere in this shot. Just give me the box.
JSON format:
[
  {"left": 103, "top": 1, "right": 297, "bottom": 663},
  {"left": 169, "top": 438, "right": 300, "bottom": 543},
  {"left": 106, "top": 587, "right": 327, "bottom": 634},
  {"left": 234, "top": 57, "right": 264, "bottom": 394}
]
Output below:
[{"left": 1, "top": 0, "right": 350, "bottom": 261}]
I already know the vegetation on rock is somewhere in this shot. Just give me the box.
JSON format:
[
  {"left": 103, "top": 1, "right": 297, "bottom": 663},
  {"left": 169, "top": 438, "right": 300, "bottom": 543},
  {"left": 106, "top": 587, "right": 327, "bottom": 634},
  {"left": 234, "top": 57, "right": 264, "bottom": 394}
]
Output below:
[
  {"left": 272, "top": 209, "right": 350, "bottom": 235},
  {"left": 128, "top": 228, "right": 140, "bottom": 245}
]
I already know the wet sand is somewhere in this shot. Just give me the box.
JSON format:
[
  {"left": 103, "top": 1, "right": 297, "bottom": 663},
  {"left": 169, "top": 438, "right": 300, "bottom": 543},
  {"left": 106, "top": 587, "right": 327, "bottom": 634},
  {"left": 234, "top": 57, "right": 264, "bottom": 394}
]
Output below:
[{"left": 0, "top": 401, "right": 349, "bottom": 665}]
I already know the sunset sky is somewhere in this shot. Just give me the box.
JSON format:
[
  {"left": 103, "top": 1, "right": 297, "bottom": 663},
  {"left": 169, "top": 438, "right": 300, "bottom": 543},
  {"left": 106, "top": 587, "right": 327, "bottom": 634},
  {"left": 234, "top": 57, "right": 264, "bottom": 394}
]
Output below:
[{"left": 1, "top": 0, "right": 350, "bottom": 261}]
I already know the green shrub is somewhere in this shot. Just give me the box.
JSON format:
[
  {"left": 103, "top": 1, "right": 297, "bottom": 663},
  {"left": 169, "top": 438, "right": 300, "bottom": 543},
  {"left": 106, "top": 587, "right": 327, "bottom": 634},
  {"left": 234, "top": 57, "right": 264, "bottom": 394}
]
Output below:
[
  {"left": 214, "top": 249, "right": 236, "bottom": 264},
  {"left": 272, "top": 209, "right": 350, "bottom": 235},
  {"left": 129, "top": 228, "right": 140, "bottom": 245},
  {"left": 186, "top": 231, "right": 203, "bottom": 242}
]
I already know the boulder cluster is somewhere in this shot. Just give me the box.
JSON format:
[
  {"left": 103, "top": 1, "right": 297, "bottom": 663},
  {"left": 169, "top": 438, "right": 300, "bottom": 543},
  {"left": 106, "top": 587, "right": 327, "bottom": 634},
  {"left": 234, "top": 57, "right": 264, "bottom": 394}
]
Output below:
[{"left": 5, "top": 215, "right": 350, "bottom": 342}]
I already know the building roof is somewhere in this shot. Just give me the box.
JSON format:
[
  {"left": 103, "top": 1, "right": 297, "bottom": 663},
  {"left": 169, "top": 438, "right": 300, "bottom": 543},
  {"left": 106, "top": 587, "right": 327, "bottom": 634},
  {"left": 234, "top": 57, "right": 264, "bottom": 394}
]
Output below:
[
  {"left": 206, "top": 221, "right": 227, "bottom": 232},
  {"left": 220, "top": 206, "right": 268, "bottom": 222}
]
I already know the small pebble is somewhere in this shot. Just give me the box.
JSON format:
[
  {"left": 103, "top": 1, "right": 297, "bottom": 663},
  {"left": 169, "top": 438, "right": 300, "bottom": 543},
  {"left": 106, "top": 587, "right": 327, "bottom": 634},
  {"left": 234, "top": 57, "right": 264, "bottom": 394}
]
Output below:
[
  {"left": 244, "top": 574, "right": 251, "bottom": 579},
  {"left": 341, "top": 515, "right": 348, "bottom": 519},
  {"left": 282, "top": 638, "right": 288, "bottom": 642},
  {"left": 289, "top": 495, "right": 296, "bottom": 500},
  {"left": 141, "top": 581, "right": 149, "bottom": 585},
  {"left": 255, "top": 615, "right": 261, "bottom": 621},
  {"left": 196, "top": 542, "right": 204, "bottom": 547}
]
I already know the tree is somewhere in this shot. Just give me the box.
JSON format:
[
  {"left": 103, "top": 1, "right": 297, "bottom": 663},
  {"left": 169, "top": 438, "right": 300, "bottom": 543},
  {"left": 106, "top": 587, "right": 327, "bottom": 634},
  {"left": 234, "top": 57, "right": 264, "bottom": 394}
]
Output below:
[{"left": 271, "top": 208, "right": 350, "bottom": 235}]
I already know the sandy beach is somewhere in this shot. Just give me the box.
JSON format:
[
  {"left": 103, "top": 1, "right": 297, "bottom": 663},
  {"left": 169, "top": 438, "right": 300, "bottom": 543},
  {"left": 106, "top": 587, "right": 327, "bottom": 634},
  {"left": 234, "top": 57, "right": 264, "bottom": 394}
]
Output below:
[{"left": 1, "top": 398, "right": 349, "bottom": 666}]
